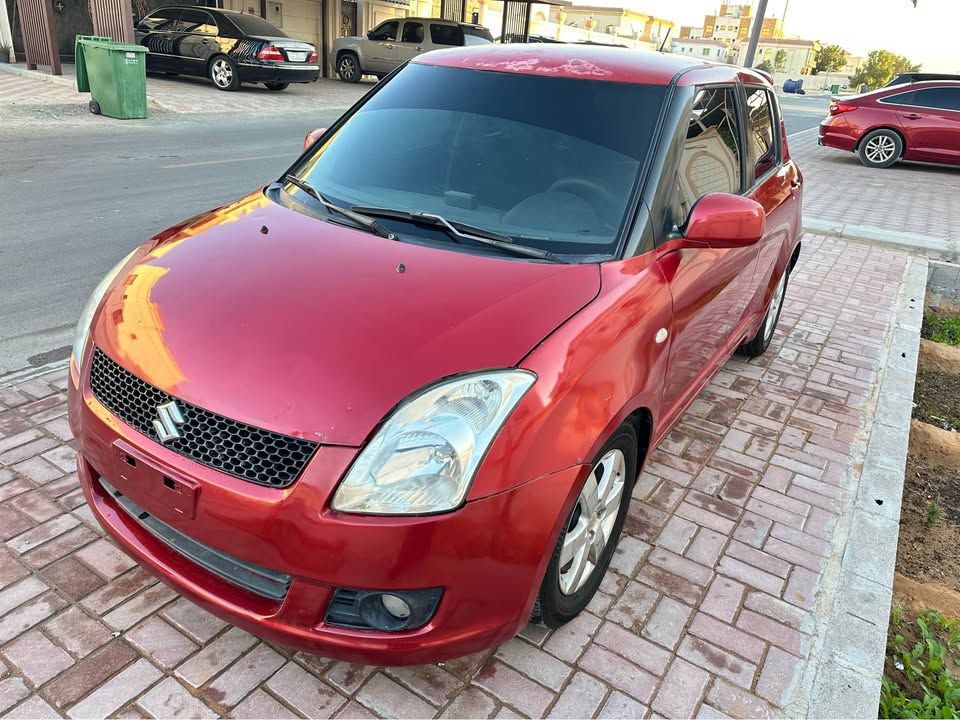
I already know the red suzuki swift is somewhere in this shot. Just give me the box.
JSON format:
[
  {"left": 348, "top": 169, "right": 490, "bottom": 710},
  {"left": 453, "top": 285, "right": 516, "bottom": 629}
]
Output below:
[{"left": 69, "top": 45, "right": 802, "bottom": 665}]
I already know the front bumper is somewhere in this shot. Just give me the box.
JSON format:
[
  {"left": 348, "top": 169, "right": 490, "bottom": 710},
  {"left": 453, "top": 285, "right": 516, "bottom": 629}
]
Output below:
[
  {"left": 69, "top": 367, "right": 582, "bottom": 665},
  {"left": 237, "top": 62, "right": 320, "bottom": 84}
]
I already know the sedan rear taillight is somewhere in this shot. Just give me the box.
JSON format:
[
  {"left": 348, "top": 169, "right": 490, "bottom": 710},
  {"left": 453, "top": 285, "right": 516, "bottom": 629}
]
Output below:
[
  {"left": 257, "top": 44, "right": 285, "bottom": 62},
  {"left": 829, "top": 101, "right": 857, "bottom": 115},
  {"left": 308, "top": 51, "right": 317, "bottom": 63}
]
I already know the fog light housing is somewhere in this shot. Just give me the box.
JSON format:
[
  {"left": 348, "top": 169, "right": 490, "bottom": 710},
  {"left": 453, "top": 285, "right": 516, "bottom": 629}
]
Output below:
[{"left": 325, "top": 588, "right": 442, "bottom": 632}]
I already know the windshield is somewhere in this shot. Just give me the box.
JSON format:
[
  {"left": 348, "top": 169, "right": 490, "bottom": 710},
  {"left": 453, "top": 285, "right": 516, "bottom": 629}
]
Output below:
[
  {"left": 287, "top": 63, "right": 665, "bottom": 258},
  {"left": 229, "top": 12, "right": 286, "bottom": 37}
]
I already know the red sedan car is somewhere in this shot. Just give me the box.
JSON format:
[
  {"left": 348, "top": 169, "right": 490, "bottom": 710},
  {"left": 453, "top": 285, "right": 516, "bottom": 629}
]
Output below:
[
  {"left": 819, "top": 80, "right": 960, "bottom": 168},
  {"left": 68, "top": 45, "right": 802, "bottom": 665}
]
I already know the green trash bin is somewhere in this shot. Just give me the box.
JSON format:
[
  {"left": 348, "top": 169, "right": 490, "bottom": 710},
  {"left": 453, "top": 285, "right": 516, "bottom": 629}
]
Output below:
[
  {"left": 74, "top": 35, "right": 111, "bottom": 92},
  {"left": 830, "top": 83, "right": 841, "bottom": 94},
  {"left": 78, "top": 39, "right": 148, "bottom": 119}
]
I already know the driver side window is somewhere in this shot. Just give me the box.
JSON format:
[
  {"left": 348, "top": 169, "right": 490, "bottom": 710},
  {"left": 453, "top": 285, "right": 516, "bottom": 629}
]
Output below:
[
  {"left": 370, "top": 20, "right": 399, "bottom": 41},
  {"left": 673, "top": 86, "right": 743, "bottom": 226}
]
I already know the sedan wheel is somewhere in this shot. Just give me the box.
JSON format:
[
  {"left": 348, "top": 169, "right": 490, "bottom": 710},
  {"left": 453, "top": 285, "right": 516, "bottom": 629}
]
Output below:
[
  {"left": 209, "top": 57, "right": 239, "bottom": 91},
  {"left": 534, "top": 424, "right": 638, "bottom": 627},
  {"left": 857, "top": 129, "right": 903, "bottom": 168}
]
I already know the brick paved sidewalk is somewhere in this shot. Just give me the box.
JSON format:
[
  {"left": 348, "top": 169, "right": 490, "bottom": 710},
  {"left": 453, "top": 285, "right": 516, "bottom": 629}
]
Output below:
[{"left": 0, "top": 234, "right": 909, "bottom": 719}]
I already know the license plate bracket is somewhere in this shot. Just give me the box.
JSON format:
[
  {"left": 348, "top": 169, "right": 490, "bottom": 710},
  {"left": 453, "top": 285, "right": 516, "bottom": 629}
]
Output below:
[
  {"left": 287, "top": 51, "right": 307, "bottom": 62},
  {"left": 112, "top": 440, "right": 200, "bottom": 521}
]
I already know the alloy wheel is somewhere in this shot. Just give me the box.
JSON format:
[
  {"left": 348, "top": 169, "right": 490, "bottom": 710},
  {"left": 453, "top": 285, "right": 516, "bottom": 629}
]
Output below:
[
  {"left": 558, "top": 448, "right": 626, "bottom": 595},
  {"left": 763, "top": 271, "right": 787, "bottom": 344},
  {"left": 211, "top": 59, "right": 233, "bottom": 88},
  {"left": 339, "top": 56, "right": 357, "bottom": 79},
  {"left": 863, "top": 134, "right": 897, "bottom": 164}
]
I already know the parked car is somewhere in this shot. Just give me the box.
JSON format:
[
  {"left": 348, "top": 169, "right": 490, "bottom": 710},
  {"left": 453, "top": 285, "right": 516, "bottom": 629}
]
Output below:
[
  {"left": 330, "top": 17, "right": 492, "bottom": 82},
  {"left": 69, "top": 45, "right": 802, "bottom": 665},
  {"left": 885, "top": 72, "right": 960, "bottom": 88},
  {"left": 135, "top": 6, "right": 319, "bottom": 91},
  {"left": 819, "top": 80, "right": 960, "bottom": 168}
]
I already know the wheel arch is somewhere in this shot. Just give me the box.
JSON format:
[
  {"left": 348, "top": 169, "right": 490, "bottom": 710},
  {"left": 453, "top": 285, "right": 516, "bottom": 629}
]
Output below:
[
  {"left": 623, "top": 407, "right": 654, "bottom": 471},
  {"left": 335, "top": 48, "right": 360, "bottom": 67},
  {"left": 855, "top": 125, "right": 907, "bottom": 152}
]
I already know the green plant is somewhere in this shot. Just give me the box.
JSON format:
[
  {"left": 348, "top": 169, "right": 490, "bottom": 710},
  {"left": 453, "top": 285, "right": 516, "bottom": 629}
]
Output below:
[
  {"left": 881, "top": 609, "right": 960, "bottom": 718},
  {"left": 928, "top": 501, "right": 943, "bottom": 527},
  {"left": 923, "top": 314, "right": 960, "bottom": 346},
  {"left": 755, "top": 59, "right": 774, "bottom": 74},
  {"left": 851, "top": 49, "right": 920, "bottom": 89},
  {"left": 814, "top": 43, "right": 848, "bottom": 74}
]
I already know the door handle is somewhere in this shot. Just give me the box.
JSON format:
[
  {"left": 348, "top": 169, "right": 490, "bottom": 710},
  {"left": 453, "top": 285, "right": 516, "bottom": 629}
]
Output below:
[{"left": 902, "top": 112, "right": 921, "bottom": 120}]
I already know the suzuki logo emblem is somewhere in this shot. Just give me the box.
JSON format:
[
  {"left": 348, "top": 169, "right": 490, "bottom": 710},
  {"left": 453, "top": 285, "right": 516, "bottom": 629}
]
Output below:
[{"left": 153, "top": 401, "right": 185, "bottom": 443}]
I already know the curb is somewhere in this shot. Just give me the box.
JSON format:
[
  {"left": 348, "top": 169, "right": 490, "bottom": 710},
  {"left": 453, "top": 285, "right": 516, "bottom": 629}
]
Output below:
[
  {"left": 0, "top": 358, "right": 70, "bottom": 389},
  {"left": 0, "top": 61, "right": 77, "bottom": 88},
  {"left": 787, "top": 253, "right": 927, "bottom": 718},
  {"left": 805, "top": 217, "right": 960, "bottom": 263}
]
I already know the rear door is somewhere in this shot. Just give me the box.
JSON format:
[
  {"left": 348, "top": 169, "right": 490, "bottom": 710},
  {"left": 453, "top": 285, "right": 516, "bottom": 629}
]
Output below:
[
  {"left": 656, "top": 85, "right": 760, "bottom": 427},
  {"left": 897, "top": 86, "right": 960, "bottom": 164},
  {"left": 172, "top": 8, "right": 221, "bottom": 76},
  {"left": 429, "top": 22, "right": 465, "bottom": 49},
  {"left": 364, "top": 20, "right": 399, "bottom": 73},
  {"left": 742, "top": 84, "right": 798, "bottom": 311},
  {"left": 394, "top": 20, "right": 426, "bottom": 63}
]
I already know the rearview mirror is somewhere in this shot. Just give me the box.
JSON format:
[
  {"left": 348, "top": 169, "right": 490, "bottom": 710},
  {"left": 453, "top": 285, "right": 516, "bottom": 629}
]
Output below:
[
  {"left": 682, "top": 193, "right": 765, "bottom": 248},
  {"left": 303, "top": 127, "right": 327, "bottom": 150}
]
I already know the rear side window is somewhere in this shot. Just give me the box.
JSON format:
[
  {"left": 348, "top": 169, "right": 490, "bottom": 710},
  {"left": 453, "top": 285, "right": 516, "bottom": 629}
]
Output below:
[
  {"left": 369, "top": 20, "right": 399, "bottom": 41},
  {"left": 878, "top": 91, "right": 914, "bottom": 106},
  {"left": 745, "top": 87, "right": 777, "bottom": 179},
  {"left": 674, "top": 87, "right": 742, "bottom": 224},
  {"left": 177, "top": 9, "right": 218, "bottom": 34},
  {"left": 430, "top": 23, "right": 463, "bottom": 46},
  {"left": 401, "top": 22, "right": 424, "bottom": 43},
  {"left": 912, "top": 87, "right": 960, "bottom": 112},
  {"left": 139, "top": 8, "right": 180, "bottom": 30}
]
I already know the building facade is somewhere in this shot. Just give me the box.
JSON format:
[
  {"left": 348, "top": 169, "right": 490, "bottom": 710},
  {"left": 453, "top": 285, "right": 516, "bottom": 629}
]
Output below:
[
  {"left": 679, "top": 2, "right": 782, "bottom": 42},
  {"left": 735, "top": 37, "right": 818, "bottom": 75},
  {"left": 671, "top": 37, "right": 730, "bottom": 62}
]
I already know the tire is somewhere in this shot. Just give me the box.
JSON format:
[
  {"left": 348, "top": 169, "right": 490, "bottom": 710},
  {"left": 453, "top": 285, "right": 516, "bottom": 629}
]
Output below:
[
  {"left": 209, "top": 56, "right": 240, "bottom": 91},
  {"left": 88, "top": 99, "right": 101, "bottom": 115},
  {"left": 265, "top": 82, "right": 288, "bottom": 91},
  {"left": 534, "top": 424, "right": 639, "bottom": 628},
  {"left": 857, "top": 129, "right": 903, "bottom": 168},
  {"left": 739, "top": 268, "right": 788, "bottom": 357},
  {"left": 337, "top": 52, "right": 361, "bottom": 83}
]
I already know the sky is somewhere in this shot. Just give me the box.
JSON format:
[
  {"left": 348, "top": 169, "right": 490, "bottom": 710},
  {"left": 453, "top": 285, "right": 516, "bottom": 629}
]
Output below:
[{"left": 630, "top": 0, "right": 960, "bottom": 72}]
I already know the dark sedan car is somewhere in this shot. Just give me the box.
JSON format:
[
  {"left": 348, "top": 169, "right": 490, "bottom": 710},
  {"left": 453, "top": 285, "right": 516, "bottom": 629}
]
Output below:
[{"left": 135, "top": 6, "right": 319, "bottom": 91}]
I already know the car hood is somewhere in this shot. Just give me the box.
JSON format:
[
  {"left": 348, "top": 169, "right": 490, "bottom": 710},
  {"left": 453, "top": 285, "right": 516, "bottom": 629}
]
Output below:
[{"left": 92, "top": 192, "right": 600, "bottom": 446}]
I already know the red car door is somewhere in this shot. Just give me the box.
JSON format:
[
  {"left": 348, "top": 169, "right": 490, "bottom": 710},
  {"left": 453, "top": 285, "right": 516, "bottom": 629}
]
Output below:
[
  {"left": 656, "top": 85, "right": 762, "bottom": 429},
  {"left": 743, "top": 85, "right": 801, "bottom": 313},
  {"left": 898, "top": 86, "right": 960, "bottom": 164}
]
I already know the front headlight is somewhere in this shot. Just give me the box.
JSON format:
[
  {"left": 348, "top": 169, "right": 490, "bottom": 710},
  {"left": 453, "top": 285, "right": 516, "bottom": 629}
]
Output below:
[
  {"left": 332, "top": 370, "right": 536, "bottom": 515},
  {"left": 71, "top": 249, "right": 140, "bottom": 372}
]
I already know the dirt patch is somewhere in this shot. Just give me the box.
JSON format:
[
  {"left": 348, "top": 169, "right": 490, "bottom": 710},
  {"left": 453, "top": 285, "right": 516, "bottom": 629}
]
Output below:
[
  {"left": 894, "top": 573, "right": 960, "bottom": 620},
  {"left": 927, "top": 293, "right": 960, "bottom": 319},
  {"left": 918, "top": 339, "right": 960, "bottom": 375},
  {"left": 908, "top": 419, "right": 960, "bottom": 465}
]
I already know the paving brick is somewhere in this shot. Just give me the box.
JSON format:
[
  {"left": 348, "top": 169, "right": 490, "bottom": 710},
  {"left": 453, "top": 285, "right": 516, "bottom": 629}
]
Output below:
[
  {"left": 736, "top": 609, "right": 806, "bottom": 656},
  {"left": 784, "top": 566, "right": 820, "bottom": 610},
  {"left": 40, "top": 447, "right": 76, "bottom": 474},
  {"left": 697, "top": 703, "right": 734, "bottom": 719},
  {"left": 335, "top": 699, "right": 378, "bottom": 719},
  {"left": 706, "top": 678, "right": 776, "bottom": 719},
  {"left": 543, "top": 610, "right": 600, "bottom": 663},
  {"left": 700, "top": 576, "right": 746, "bottom": 624},
  {"left": 4, "top": 694, "right": 61, "bottom": 719},
  {"left": 474, "top": 659, "right": 554, "bottom": 717},
  {"left": 0, "top": 576, "right": 48, "bottom": 616},
  {"left": 176, "top": 626, "right": 257, "bottom": 689},
  {"left": 265, "top": 661, "right": 345, "bottom": 718},
  {"left": 324, "top": 662, "right": 377, "bottom": 695},
  {"left": 8, "top": 515, "right": 80, "bottom": 555},
  {"left": 387, "top": 664, "right": 463, "bottom": 707},
  {"left": 161, "top": 598, "right": 228, "bottom": 644},
  {"left": 494, "top": 706, "right": 522, "bottom": 719},
  {"left": 137, "top": 676, "right": 217, "bottom": 719},
  {"left": 103, "top": 583, "right": 177, "bottom": 631},
  {"left": 356, "top": 673, "right": 438, "bottom": 718},
  {"left": 641, "top": 596, "right": 693, "bottom": 650},
  {"left": 688, "top": 612, "right": 765, "bottom": 663},
  {"left": 605, "top": 580, "right": 658, "bottom": 632},
  {"left": 23, "top": 526, "right": 98, "bottom": 570},
  {"left": 608, "top": 535, "right": 650, "bottom": 577},
  {"left": 745, "top": 497, "right": 806, "bottom": 529},
  {"left": 0, "top": 507, "right": 34, "bottom": 542},
  {"left": 1, "top": 437, "right": 58, "bottom": 466},
  {"left": 768, "top": 523, "right": 832, "bottom": 557},
  {"left": 756, "top": 646, "right": 802, "bottom": 707},
  {"left": 442, "top": 651, "right": 492, "bottom": 681},
  {"left": 636, "top": 564, "right": 703, "bottom": 606},
  {"left": 594, "top": 621, "right": 671, "bottom": 675},
  {"left": 81, "top": 567, "right": 156, "bottom": 616},
  {"left": 578, "top": 645, "right": 657, "bottom": 703},
  {"left": 125, "top": 616, "right": 199, "bottom": 669},
  {"left": 43, "top": 640, "right": 139, "bottom": 709},
  {"left": 518, "top": 622, "right": 550, "bottom": 646},
  {"left": 547, "top": 671, "right": 606, "bottom": 719},
  {"left": 677, "top": 635, "right": 757, "bottom": 689},
  {"left": 494, "top": 638, "right": 570, "bottom": 692},
  {"left": 597, "top": 691, "right": 647, "bottom": 719},
  {"left": 648, "top": 547, "right": 712, "bottom": 585},
  {"left": 74, "top": 539, "right": 136, "bottom": 580},
  {"left": 656, "top": 516, "right": 698, "bottom": 554},
  {"left": 0, "top": 592, "right": 67, "bottom": 644},
  {"left": 440, "top": 687, "right": 497, "bottom": 719},
  {"left": 651, "top": 657, "right": 711, "bottom": 719},
  {"left": 0, "top": 549, "right": 30, "bottom": 590},
  {"left": 674, "top": 502, "right": 736, "bottom": 535},
  {"left": 686, "top": 527, "right": 728, "bottom": 567},
  {"left": 1, "top": 629, "right": 73, "bottom": 686},
  {"left": 726, "top": 541, "right": 791, "bottom": 578},
  {"left": 42, "top": 606, "right": 112, "bottom": 658},
  {"left": 6, "top": 491, "right": 62, "bottom": 523},
  {"left": 0, "top": 478, "right": 35, "bottom": 504},
  {"left": 230, "top": 689, "right": 294, "bottom": 719},
  {"left": 66, "top": 658, "right": 162, "bottom": 719},
  {"left": 744, "top": 591, "right": 810, "bottom": 631},
  {"left": 716, "top": 556, "right": 785, "bottom": 596}
]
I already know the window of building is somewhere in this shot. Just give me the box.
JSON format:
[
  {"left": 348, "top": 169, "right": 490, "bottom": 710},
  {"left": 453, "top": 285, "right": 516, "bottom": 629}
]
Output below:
[
  {"left": 702, "top": 47, "right": 710, "bottom": 56},
  {"left": 745, "top": 87, "right": 777, "bottom": 179},
  {"left": 402, "top": 21, "right": 424, "bottom": 43},
  {"left": 673, "top": 86, "right": 742, "bottom": 224},
  {"left": 912, "top": 87, "right": 960, "bottom": 112},
  {"left": 430, "top": 23, "right": 463, "bottom": 45},
  {"left": 369, "top": 20, "right": 399, "bottom": 41}
]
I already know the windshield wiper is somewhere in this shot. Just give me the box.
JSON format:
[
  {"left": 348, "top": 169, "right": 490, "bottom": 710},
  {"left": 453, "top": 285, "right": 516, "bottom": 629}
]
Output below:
[
  {"left": 351, "top": 206, "right": 558, "bottom": 262},
  {"left": 280, "top": 174, "right": 396, "bottom": 240}
]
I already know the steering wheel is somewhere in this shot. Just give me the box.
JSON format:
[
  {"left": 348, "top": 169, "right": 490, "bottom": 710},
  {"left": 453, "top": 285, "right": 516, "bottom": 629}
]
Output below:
[{"left": 547, "top": 178, "right": 620, "bottom": 221}]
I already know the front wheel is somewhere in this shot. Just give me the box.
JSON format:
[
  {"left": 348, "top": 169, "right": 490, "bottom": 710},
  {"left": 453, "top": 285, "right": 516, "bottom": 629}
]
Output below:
[
  {"left": 265, "top": 82, "right": 288, "bottom": 91},
  {"left": 857, "top": 129, "right": 903, "bottom": 168},
  {"left": 209, "top": 56, "right": 240, "bottom": 91},
  {"left": 336, "top": 53, "right": 361, "bottom": 83},
  {"left": 739, "top": 268, "right": 787, "bottom": 357},
  {"left": 534, "top": 424, "right": 638, "bottom": 628}
]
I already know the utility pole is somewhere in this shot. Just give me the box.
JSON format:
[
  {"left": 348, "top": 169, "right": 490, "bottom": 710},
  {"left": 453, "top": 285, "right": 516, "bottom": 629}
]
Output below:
[{"left": 743, "top": 0, "right": 769, "bottom": 67}]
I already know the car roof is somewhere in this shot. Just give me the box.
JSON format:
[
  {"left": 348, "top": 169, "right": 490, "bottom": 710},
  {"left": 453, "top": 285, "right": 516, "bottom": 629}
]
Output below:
[{"left": 414, "top": 44, "right": 770, "bottom": 86}]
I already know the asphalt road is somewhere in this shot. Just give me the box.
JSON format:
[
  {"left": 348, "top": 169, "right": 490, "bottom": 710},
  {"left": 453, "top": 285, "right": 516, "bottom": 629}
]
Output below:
[{"left": 0, "top": 94, "right": 830, "bottom": 378}]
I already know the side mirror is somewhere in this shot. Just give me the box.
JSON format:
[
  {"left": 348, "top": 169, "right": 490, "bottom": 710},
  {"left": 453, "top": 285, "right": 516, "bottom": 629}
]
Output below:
[
  {"left": 367, "top": 31, "right": 377, "bottom": 40},
  {"left": 303, "top": 127, "right": 327, "bottom": 150},
  {"left": 682, "top": 193, "right": 765, "bottom": 248}
]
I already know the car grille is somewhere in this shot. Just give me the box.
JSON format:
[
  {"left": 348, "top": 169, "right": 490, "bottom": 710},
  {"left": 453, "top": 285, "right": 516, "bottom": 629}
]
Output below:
[
  {"left": 99, "top": 478, "right": 291, "bottom": 601},
  {"left": 89, "top": 348, "right": 317, "bottom": 489}
]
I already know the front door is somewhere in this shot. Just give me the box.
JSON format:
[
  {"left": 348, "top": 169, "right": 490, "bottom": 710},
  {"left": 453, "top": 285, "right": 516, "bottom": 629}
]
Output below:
[
  {"left": 656, "top": 85, "right": 761, "bottom": 427},
  {"left": 135, "top": 7, "right": 181, "bottom": 72},
  {"left": 171, "top": 8, "right": 221, "bottom": 77},
  {"left": 394, "top": 20, "right": 425, "bottom": 63},
  {"left": 365, "top": 20, "right": 399, "bottom": 73},
  {"left": 898, "top": 86, "right": 960, "bottom": 164}
]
